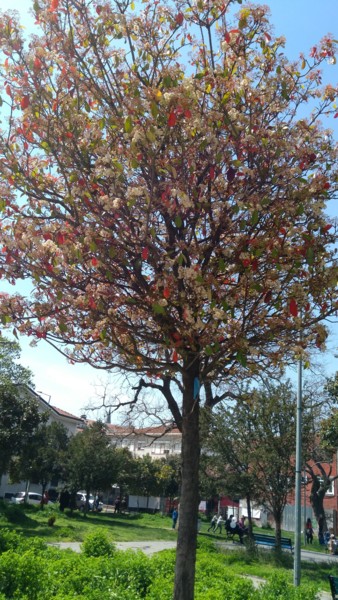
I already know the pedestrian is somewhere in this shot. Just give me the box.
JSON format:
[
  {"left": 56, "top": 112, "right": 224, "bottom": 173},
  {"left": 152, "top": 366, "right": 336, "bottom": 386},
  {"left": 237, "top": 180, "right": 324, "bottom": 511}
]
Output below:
[
  {"left": 305, "top": 518, "right": 313, "bottom": 544},
  {"left": 208, "top": 514, "right": 217, "bottom": 532},
  {"left": 172, "top": 508, "right": 178, "bottom": 529},
  {"left": 215, "top": 514, "right": 223, "bottom": 534},
  {"left": 114, "top": 497, "right": 121, "bottom": 513},
  {"left": 328, "top": 534, "right": 338, "bottom": 555}
]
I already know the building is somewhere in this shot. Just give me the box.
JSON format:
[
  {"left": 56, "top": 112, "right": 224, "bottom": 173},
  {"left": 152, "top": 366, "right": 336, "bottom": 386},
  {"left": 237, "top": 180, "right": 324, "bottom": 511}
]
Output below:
[{"left": 104, "top": 422, "right": 182, "bottom": 458}]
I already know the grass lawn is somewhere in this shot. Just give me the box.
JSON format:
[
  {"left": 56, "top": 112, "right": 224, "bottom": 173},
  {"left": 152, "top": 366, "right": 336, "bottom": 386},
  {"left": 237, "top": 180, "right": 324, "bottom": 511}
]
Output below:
[
  {"left": 1, "top": 502, "right": 338, "bottom": 594},
  {"left": 0, "top": 501, "right": 177, "bottom": 543}
]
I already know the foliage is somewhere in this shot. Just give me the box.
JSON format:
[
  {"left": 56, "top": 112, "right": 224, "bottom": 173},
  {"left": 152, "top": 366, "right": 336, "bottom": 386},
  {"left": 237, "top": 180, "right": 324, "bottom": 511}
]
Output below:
[
  {"left": 204, "top": 381, "right": 302, "bottom": 544},
  {"left": 81, "top": 529, "right": 116, "bottom": 557},
  {"left": 9, "top": 420, "right": 70, "bottom": 495},
  {"left": 64, "top": 421, "right": 124, "bottom": 507},
  {"left": 0, "top": 386, "right": 46, "bottom": 476},
  {"left": 0, "top": 338, "right": 33, "bottom": 388},
  {"left": 0, "top": 1, "right": 338, "bottom": 597}
]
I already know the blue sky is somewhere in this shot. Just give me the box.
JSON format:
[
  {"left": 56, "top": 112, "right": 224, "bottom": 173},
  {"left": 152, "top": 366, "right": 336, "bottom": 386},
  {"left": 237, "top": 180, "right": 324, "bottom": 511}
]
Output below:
[{"left": 0, "top": 0, "right": 337, "bottom": 416}]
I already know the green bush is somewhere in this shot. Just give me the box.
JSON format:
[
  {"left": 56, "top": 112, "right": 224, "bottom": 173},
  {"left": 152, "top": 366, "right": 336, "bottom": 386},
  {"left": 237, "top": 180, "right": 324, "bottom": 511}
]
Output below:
[
  {"left": 257, "top": 573, "right": 319, "bottom": 599},
  {"left": 0, "top": 529, "right": 46, "bottom": 555},
  {"left": 0, "top": 550, "right": 48, "bottom": 599},
  {"left": 82, "top": 530, "right": 116, "bottom": 557}
]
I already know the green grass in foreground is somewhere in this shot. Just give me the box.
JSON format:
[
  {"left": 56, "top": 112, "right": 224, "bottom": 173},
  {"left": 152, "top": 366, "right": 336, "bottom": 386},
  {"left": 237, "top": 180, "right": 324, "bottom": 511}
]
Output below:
[{"left": 1, "top": 503, "right": 338, "bottom": 593}]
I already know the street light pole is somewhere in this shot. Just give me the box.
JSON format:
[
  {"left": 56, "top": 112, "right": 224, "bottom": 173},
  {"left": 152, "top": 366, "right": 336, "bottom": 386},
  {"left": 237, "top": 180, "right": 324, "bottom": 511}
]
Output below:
[{"left": 294, "top": 346, "right": 302, "bottom": 586}]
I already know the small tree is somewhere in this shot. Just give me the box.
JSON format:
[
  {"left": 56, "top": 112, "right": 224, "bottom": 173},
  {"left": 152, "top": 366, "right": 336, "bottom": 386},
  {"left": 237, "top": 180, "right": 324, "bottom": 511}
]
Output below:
[
  {"left": 205, "top": 381, "right": 305, "bottom": 549},
  {"left": 65, "top": 421, "right": 123, "bottom": 511},
  {"left": 9, "top": 421, "right": 70, "bottom": 504},
  {"left": 0, "top": 386, "right": 45, "bottom": 478}
]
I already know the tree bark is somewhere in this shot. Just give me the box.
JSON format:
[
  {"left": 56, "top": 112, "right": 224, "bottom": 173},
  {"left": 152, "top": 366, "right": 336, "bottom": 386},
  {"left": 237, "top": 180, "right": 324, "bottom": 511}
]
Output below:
[{"left": 173, "top": 358, "right": 200, "bottom": 600}]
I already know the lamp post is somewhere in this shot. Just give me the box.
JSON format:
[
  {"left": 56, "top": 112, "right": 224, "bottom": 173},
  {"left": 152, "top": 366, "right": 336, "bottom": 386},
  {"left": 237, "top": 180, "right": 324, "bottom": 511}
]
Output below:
[
  {"left": 293, "top": 347, "right": 302, "bottom": 586},
  {"left": 37, "top": 391, "right": 51, "bottom": 404}
]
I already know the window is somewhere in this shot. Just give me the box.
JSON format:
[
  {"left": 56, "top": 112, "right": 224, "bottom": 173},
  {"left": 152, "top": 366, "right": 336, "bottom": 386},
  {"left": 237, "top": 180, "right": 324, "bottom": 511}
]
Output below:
[
  {"left": 152, "top": 442, "right": 168, "bottom": 455},
  {"left": 319, "top": 478, "right": 334, "bottom": 496}
]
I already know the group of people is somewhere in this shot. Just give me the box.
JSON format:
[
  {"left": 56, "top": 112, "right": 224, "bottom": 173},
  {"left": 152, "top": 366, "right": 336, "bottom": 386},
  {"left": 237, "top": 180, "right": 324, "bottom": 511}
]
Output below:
[{"left": 208, "top": 513, "right": 247, "bottom": 544}]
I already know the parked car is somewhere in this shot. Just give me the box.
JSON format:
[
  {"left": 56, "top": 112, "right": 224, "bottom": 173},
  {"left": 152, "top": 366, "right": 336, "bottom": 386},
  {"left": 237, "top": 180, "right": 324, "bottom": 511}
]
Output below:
[
  {"left": 11, "top": 492, "right": 43, "bottom": 505},
  {"left": 75, "top": 492, "right": 103, "bottom": 512}
]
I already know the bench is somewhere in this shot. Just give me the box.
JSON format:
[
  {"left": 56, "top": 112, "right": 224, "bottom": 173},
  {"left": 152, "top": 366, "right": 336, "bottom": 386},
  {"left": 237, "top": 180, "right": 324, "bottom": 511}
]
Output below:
[
  {"left": 329, "top": 576, "right": 338, "bottom": 599},
  {"left": 253, "top": 532, "right": 293, "bottom": 553}
]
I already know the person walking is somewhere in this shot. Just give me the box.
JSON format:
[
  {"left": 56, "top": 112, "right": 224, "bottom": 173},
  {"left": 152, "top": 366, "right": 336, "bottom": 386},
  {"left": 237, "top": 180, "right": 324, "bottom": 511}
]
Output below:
[
  {"left": 172, "top": 508, "right": 178, "bottom": 529},
  {"left": 208, "top": 514, "right": 217, "bottom": 532},
  {"left": 305, "top": 518, "right": 313, "bottom": 544},
  {"left": 214, "top": 514, "right": 224, "bottom": 534}
]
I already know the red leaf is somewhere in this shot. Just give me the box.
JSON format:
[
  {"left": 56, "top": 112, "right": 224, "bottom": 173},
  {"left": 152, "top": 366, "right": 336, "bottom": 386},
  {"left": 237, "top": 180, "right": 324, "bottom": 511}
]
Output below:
[
  {"left": 88, "top": 297, "right": 97, "bottom": 309},
  {"left": 289, "top": 299, "right": 298, "bottom": 317},
  {"left": 34, "top": 57, "right": 42, "bottom": 70},
  {"left": 163, "top": 287, "right": 170, "bottom": 299},
  {"left": 264, "top": 290, "right": 272, "bottom": 304},
  {"left": 184, "top": 109, "right": 192, "bottom": 119},
  {"left": 172, "top": 350, "right": 178, "bottom": 362},
  {"left": 322, "top": 224, "right": 332, "bottom": 233},
  {"left": 141, "top": 247, "right": 149, "bottom": 260},
  {"left": 91, "top": 257, "right": 98, "bottom": 267},
  {"left": 5, "top": 85, "right": 11, "bottom": 97},
  {"left": 56, "top": 232, "right": 65, "bottom": 245},
  {"left": 168, "top": 112, "right": 177, "bottom": 127},
  {"left": 175, "top": 12, "right": 184, "bottom": 25},
  {"left": 224, "top": 31, "right": 231, "bottom": 44},
  {"left": 50, "top": 0, "right": 59, "bottom": 11},
  {"left": 20, "top": 95, "right": 29, "bottom": 110},
  {"left": 334, "top": 113, "right": 338, "bottom": 119}
]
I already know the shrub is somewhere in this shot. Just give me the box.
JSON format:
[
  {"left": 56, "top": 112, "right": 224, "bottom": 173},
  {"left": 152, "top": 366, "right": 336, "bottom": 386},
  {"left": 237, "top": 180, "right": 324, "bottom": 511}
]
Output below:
[
  {"left": 0, "top": 550, "right": 49, "bottom": 599},
  {"left": 82, "top": 530, "right": 116, "bottom": 557},
  {"left": 257, "top": 573, "right": 319, "bottom": 599}
]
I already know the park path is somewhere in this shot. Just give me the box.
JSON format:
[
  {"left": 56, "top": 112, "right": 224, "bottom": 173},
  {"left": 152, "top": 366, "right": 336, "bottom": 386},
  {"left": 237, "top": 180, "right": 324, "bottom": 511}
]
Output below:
[{"left": 50, "top": 540, "right": 333, "bottom": 599}]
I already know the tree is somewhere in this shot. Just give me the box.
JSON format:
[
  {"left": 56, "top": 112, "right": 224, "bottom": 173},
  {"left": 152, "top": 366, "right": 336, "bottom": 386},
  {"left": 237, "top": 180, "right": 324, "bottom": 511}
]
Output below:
[
  {"left": 205, "top": 382, "right": 309, "bottom": 549},
  {"left": 0, "top": 386, "right": 45, "bottom": 477},
  {"left": 0, "top": 2, "right": 338, "bottom": 597},
  {"left": 65, "top": 421, "right": 123, "bottom": 510},
  {"left": 9, "top": 421, "right": 70, "bottom": 503},
  {"left": 304, "top": 376, "right": 338, "bottom": 530},
  {"left": 0, "top": 337, "right": 33, "bottom": 388}
]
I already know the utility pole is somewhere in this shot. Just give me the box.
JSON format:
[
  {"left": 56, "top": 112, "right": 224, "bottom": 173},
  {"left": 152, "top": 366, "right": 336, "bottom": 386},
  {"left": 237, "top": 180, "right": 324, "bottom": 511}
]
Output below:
[{"left": 294, "top": 347, "right": 302, "bottom": 586}]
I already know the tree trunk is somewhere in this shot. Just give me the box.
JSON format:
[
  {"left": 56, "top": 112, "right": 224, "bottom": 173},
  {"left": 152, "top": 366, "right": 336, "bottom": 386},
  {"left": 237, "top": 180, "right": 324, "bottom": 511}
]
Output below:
[
  {"left": 173, "top": 359, "right": 200, "bottom": 600},
  {"left": 247, "top": 494, "right": 253, "bottom": 536},
  {"left": 309, "top": 479, "right": 328, "bottom": 533},
  {"left": 274, "top": 512, "right": 282, "bottom": 551}
]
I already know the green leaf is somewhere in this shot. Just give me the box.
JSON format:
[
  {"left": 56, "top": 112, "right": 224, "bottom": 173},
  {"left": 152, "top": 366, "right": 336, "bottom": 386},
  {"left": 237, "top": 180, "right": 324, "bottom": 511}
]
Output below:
[
  {"left": 124, "top": 116, "right": 133, "bottom": 133},
  {"left": 150, "top": 101, "right": 158, "bottom": 118},
  {"left": 236, "top": 350, "right": 247, "bottom": 367},
  {"left": 175, "top": 215, "right": 183, "bottom": 228},
  {"left": 251, "top": 210, "right": 259, "bottom": 226},
  {"left": 152, "top": 303, "right": 166, "bottom": 315},
  {"left": 306, "top": 246, "right": 314, "bottom": 265}
]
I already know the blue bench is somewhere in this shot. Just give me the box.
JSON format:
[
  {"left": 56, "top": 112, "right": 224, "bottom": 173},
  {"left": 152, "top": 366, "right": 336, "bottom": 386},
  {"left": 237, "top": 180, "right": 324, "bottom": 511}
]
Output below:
[
  {"left": 253, "top": 532, "right": 293, "bottom": 553},
  {"left": 329, "top": 576, "right": 338, "bottom": 599}
]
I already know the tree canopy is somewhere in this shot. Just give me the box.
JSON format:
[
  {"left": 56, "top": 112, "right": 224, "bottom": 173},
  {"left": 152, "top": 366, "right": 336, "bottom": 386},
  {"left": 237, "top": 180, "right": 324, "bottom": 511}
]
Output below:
[{"left": 0, "top": 1, "right": 337, "bottom": 597}]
